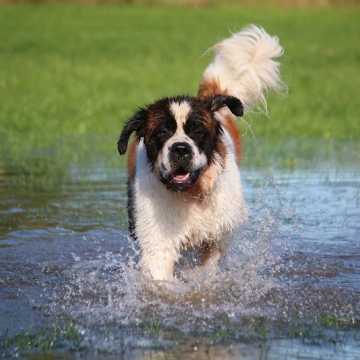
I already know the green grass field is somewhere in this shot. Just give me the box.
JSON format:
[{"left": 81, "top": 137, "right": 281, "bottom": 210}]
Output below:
[{"left": 0, "top": 5, "right": 359, "bottom": 175}]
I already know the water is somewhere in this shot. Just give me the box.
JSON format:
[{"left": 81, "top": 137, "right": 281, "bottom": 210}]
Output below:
[{"left": 1, "top": 161, "right": 360, "bottom": 359}]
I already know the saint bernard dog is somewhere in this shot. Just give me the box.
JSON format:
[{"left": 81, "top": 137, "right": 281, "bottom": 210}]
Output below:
[{"left": 118, "top": 25, "right": 284, "bottom": 282}]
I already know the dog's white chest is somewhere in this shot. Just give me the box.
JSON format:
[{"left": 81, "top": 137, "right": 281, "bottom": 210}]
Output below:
[{"left": 133, "top": 139, "right": 247, "bottom": 252}]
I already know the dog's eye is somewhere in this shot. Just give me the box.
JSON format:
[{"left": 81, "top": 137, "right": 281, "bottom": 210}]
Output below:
[
  {"left": 188, "top": 122, "right": 206, "bottom": 136},
  {"left": 156, "top": 128, "right": 171, "bottom": 139}
]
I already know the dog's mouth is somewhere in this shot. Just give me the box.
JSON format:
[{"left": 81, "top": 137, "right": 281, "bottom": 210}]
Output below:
[
  {"left": 171, "top": 168, "right": 191, "bottom": 184},
  {"left": 160, "top": 167, "right": 201, "bottom": 192}
]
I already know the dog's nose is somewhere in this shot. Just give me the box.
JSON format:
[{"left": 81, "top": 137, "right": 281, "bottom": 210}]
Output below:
[{"left": 170, "top": 142, "right": 193, "bottom": 162}]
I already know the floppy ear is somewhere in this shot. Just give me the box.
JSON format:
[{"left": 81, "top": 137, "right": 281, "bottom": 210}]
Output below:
[
  {"left": 117, "top": 109, "right": 147, "bottom": 155},
  {"left": 210, "top": 95, "right": 244, "bottom": 117}
]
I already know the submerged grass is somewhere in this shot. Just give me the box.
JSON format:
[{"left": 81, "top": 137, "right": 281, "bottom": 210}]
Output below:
[
  {"left": 1, "top": 306, "right": 359, "bottom": 356},
  {"left": 0, "top": 5, "right": 359, "bottom": 176},
  {"left": 1, "top": 322, "right": 83, "bottom": 355}
]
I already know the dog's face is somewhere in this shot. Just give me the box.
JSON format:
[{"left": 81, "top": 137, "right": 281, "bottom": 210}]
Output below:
[{"left": 118, "top": 95, "right": 243, "bottom": 192}]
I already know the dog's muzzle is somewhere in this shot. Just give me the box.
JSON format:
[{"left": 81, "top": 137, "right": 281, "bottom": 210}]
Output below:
[{"left": 160, "top": 142, "right": 201, "bottom": 192}]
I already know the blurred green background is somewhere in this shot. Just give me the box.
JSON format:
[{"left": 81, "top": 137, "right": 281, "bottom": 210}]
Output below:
[{"left": 0, "top": 3, "right": 359, "bottom": 179}]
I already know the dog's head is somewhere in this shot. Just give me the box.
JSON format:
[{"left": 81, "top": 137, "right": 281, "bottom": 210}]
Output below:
[{"left": 118, "top": 95, "right": 243, "bottom": 192}]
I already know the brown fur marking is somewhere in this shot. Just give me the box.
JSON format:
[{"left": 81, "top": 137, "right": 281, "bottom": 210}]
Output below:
[
  {"left": 198, "top": 79, "right": 242, "bottom": 162},
  {"left": 127, "top": 140, "right": 138, "bottom": 179},
  {"left": 198, "top": 79, "right": 225, "bottom": 98},
  {"left": 188, "top": 163, "right": 220, "bottom": 201},
  {"left": 222, "top": 115, "right": 242, "bottom": 162}
]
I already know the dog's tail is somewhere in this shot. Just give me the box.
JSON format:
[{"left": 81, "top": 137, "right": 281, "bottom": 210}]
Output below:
[{"left": 198, "top": 25, "right": 284, "bottom": 112}]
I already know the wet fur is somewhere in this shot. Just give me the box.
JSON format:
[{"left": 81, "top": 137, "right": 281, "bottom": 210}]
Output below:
[{"left": 118, "top": 25, "right": 283, "bottom": 281}]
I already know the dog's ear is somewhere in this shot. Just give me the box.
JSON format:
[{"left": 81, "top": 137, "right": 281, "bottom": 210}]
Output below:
[
  {"left": 209, "top": 95, "right": 244, "bottom": 117},
  {"left": 117, "top": 109, "right": 147, "bottom": 155}
]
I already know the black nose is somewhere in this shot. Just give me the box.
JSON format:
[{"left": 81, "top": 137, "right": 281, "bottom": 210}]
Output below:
[{"left": 170, "top": 142, "right": 193, "bottom": 163}]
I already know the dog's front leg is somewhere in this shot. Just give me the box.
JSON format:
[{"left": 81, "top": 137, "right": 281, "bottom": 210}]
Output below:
[{"left": 140, "top": 242, "right": 178, "bottom": 282}]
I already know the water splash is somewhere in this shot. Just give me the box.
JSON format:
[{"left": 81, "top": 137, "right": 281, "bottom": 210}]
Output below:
[{"left": 48, "top": 177, "right": 289, "bottom": 350}]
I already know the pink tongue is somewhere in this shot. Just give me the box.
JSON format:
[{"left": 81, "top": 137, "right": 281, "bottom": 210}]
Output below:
[{"left": 173, "top": 173, "right": 190, "bottom": 182}]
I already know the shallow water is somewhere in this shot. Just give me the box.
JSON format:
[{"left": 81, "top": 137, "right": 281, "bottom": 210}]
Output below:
[{"left": 1, "top": 162, "right": 360, "bottom": 359}]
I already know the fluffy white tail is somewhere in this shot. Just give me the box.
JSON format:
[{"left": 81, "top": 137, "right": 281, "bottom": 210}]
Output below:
[{"left": 199, "top": 25, "right": 284, "bottom": 111}]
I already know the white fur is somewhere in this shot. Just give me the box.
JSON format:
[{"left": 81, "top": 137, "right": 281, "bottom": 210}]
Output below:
[
  {"left": 170, "top": 101, "right": 191, "bottom": 126},
  {"left": 202, "top": 25, "right": 284, "bottom": 111},
  {"left": 134, "top": 129, "right": 247, "bottom": 281}
]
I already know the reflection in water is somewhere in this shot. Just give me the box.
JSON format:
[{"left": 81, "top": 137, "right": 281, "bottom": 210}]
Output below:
[{"left": 0, "top": 164, "right": 360, "bottom": 359}]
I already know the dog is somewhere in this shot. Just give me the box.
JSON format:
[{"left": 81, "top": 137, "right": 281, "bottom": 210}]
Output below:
[{"left": 117, "top": 25, "right": 283, "bottom": 282}]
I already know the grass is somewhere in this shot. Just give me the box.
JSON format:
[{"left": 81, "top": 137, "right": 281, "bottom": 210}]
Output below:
[
  {"left": 0, "top": 4, "right": 360, "bottom": 175},
  {"left": 1, "top": 322, "right": 83, "bottom": 356}
]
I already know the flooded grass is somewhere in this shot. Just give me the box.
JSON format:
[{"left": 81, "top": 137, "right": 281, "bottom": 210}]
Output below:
[{"left": 2, "top": 322, "right": 83, "bottom": 354}]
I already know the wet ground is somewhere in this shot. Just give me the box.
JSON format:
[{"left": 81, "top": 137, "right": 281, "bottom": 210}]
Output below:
[{"left": 1, "top": 157, "right": 360, "bottom": 359}]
